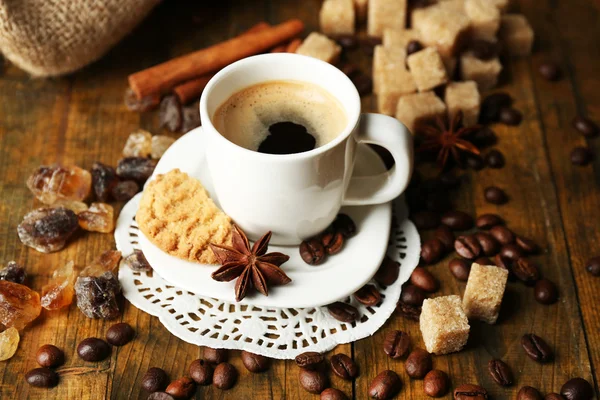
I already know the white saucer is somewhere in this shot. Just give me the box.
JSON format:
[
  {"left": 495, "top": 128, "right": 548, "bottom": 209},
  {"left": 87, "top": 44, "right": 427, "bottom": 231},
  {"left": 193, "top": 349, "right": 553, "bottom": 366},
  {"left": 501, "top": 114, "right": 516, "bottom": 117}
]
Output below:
[{"left": 138, "top": 128, "right": 392, "bottom": 308}]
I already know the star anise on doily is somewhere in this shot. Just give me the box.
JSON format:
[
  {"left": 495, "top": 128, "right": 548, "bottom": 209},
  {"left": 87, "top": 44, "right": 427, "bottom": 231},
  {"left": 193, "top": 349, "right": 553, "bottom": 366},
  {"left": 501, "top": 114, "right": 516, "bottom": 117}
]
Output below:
[
  {"left": 416, "top": 112, "right": 481, "bottom": 169},
  {"left": 210, "top": 225, "right": 291, "bottom": 302}
]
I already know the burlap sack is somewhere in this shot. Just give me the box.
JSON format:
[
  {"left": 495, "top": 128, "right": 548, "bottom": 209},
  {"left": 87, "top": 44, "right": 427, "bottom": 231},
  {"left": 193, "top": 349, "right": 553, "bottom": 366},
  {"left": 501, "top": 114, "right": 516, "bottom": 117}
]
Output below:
[{"left": 0, "top": 0, "right": 161, "bottom": 77}]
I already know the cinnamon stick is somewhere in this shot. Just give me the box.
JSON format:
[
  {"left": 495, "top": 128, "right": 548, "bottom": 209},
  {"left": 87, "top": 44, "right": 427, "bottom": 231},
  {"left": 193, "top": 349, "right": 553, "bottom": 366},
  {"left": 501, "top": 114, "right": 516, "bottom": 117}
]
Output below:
[
  {"left": 270, "top": 44, "right": 288, "bottom": 53},
  {"left": 129, "top": 19, "right": 305, "bottom": 99},
  {"left": 286, "top": 38, "right": 302, "bottom": 53}
]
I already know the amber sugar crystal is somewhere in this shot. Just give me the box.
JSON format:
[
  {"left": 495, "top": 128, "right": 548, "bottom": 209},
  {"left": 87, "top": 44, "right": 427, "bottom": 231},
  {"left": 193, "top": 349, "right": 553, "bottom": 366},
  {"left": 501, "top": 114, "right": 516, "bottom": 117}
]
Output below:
[
  {"left": 27, "top": 165, "right": 91, "bottom": 205},
  {"left": 0, "top": 281, "right": 41, "bottom": 330},
  {"left": 78, "top": 203, "right": 115, "bottom": 233},
  {"left": 41, "top": 261, "right": 76, "bottom": 310}
]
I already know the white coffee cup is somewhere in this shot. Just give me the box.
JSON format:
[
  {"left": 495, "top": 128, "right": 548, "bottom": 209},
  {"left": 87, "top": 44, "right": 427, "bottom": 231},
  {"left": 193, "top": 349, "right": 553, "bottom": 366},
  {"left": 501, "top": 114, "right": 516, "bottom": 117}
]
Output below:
[{"left": 200, "top": 53, "right": 413, "bottom": 245}]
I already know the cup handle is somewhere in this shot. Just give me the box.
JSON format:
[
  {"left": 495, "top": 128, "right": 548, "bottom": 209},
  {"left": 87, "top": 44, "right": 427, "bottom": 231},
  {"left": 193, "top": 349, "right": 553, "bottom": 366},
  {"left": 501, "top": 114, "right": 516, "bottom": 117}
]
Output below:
[{"left": 342, "top": 113, "right": 413, "bottom": 206}]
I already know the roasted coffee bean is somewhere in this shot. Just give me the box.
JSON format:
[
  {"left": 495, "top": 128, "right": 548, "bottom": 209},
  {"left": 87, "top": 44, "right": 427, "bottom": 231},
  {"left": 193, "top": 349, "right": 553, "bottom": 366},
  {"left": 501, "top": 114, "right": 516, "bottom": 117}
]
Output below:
[
  {"left": 327, "top": 302, "right": 358, "bottom": 322},
  {"left": 434, "top": 225, "right": 455, "bottom": 251},
  {"left": 396, "top": 300, "right": 421, "bottom": 321},
  {"left": 466, "top": 153, "right": 485, "bottom": 170},
  {"left": 360, "top": 36, "right": 382, "bottom": 55},
  {"left": 354, "top": 284, "right": 381, "bottom": 306},
  {"left": 405, "top": 348, "right": 432, "bottom": 379},
  {"left": 534, "top": 279, "right": 558, "bottom": 304},
  {"left": 513, "top": 257, "right": 540, "bottom": 284},
  {"left": 484, "top": 186, "right": 508, "bottom": 204},
  {"left": 572, "top": 116, "right": 599, "bottom": 137},
  {"left": 474, "top": 257, "right": 493, "bottom": 265},
  {"left": 455, "top": 235, "right": 482, "bottom": 259},
  {"left": 351, "top": 72, "right": 373, "bottom": 96},
  {"left": 335, "top": 34, "right": 358, "bottom": 49},
  {"left": 494, "top": 254, "right": 512, "bottom": 273},
  {"left": 401, "top": 284, "right": 425, "bottom": 306},
  {"left": 333, "top": 214, "right": 357, "bottom": 237},
  {"left": 423, "top": 370, "right": 449, "bottom": 397},
  {"left": 406, "top": 40, "right": 424, "bottom": 55},
  {"left": 470, "top": 126, "right": 497, "bottom": 147},
  {"left": 500, "top": 244, "right": 523, "bottom": 261},
  {"left": 241, "top": 351, "right": 270, "bottom": 373},
  {"left": 36, "top": 344, "right": 64, "bottom": 368},
  {"left": 570, "top": 147, "right": 593, "bottom": 166},
  {"left": 410, "top": 267, "right": 439, "bottom": 292},
  {"left": 321, "top": 388, "right": 349, "bottom": 400},
  {"left": 300, "top": 237, "right": 326, "bottom": 265},
  {"left": 321, "top": 231, "right": 344, "bottom": 255},
  {"left": 489, "top": 225, "right": 515, "bottom": 245},
  {"left": 142, "top": 367, "right": 169, "bottom": 392},
  {"left": 544, "top": 393, "right": 564, "bottom": 400},
  {"left": 375, "top": 256, "right": 400, "bottom": 285},
  {"left": 470, "top": 39, "right": 499, "bottom": 60},
  {"left": 585, "top": 256, "right": 600, "bottom": 276},
  {"left": 454, "top": 384, "right": 488, "bottom": 400},
  {"left": 441, "top": 211, "right": 474, "bottom": 231},
  {"left": 474, "top": 232, "right": 500, "bottom": 256},
  {"left": 539, "top": 62, "right": 562, "bottom": 81},
  {"left": 421, "top": 238, "right": 445, "bottom": 264},
  {"left": 330, "top": 353, "right": 359, "bottom": 380},
  {"left": 295, "top": 351, "right": 324, "bottom": 370},
  {"left": 518, "top": 386, "right": 543, "bottom": 400},
  {"left": 521, "top": 334, "right": 553, "bottom": 362},
  {"left": 499, "top": 108, "right": 523, "bottom": 125},
  {"left": 147, "top": 393, "right": 175, "bottom": 400},
  {"left": 476, "top": 214, "right": 504, "bottom": 229},
  {"left": 106, "top": 322, "right": 135, "bottom": 346},
  {"left": 299, "top": 368, "right": 328, "bottom": 394},
  {"left": 383, "top": 330, "right": 410, "bottom": 359},
  {"left": 449, "top": 258, "right": 471, "bottom": 281},
  {"left": 213, "top": 362, "right": 237, "bottom": 390},
  {"left": 561, "top": 377, "right": 594, "bottom": 400},
  {"left": 165, "top": 377, "right": 196, "bottom": 399},
  {"left": 189, "top": 359, "right": 212, "bottom": 385},
  {"left": 480, "top": 92, "right": 513, "bottom": 123},
  {"left": 77, "top": 337, "right": 111, "bottom": 362},
  {"left": 25, "top": 368, "right": 59, "bottom": 388},
  {"left": 368, "top": 370, "right": 402, "bottom": 399},
  {"left": 412, "top": 210, "right": 441, "bottom": 230},
  {"left": 488, "top": 359, "right": 513, "bottom": 386},
  {"left": 485, "top": 149, "right": 505, "bottom": 168},
  {"left": 204, "top": 347, "right": 228, "bottom": 364},
  {"left": 516, "top": 236, "right": 540, "bottom": 254}
]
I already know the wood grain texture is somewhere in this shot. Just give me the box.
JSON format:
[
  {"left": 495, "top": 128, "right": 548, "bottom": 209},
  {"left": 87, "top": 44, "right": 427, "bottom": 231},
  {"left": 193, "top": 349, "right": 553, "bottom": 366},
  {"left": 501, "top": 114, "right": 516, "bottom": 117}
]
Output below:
[{"left": 0, "top": 0, "right": 598, "bottom": 398}]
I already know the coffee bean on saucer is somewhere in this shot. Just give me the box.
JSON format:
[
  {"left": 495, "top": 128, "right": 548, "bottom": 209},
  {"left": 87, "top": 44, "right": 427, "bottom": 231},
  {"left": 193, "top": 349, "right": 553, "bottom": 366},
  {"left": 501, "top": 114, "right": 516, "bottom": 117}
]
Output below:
[
  {"left": 189, "top": 359, "right": 212, "bottom": 385},
  {"left": 572, "top": 116, "right": 599, "bottom": 137},
  {"left": 148, "top": 393, "right": 175, "bottom": 400},
  {"left": 539, "top": 62, "right": 562, "bottom": 81},
  {"left": 300, "top": 237, "right": 326, "bottom": 265},
  {"left": 374, "top": 256, "right": 400, "bottom": 285},
  {"left": 449, "top": 258, "right": 471, "bottom": 281},
  {"left": 421, "top": 238, "right": 445, "bottom": 264},
  {"left": 485, "top": 149, "right": 505, "bottom": 168},
  {"left": 405, "top": 348, "right": 432, "bottom": 379},
  {"left": 203, "top": 347, "right": 228, "bottom": 365},
  {"left": 434, "top": 225, "right": 455, "bottom": 250},
  {"left": 213, "top": 362, "right": 237, "bottom": 390},
  {"left": 401, "top": 284, "right": 425, "bottom": 306},
  {"left": 534, "top": 279, "right": 558, "bottom": 304},
  {"left": 368, "top": 370, "right": 402, "bottom": 399},
  {"left": 585, "top": 256, "right": 600, "bottom": 276},
  {"left": 165, "top": 377, "right": 196, "bottom": 399},
  {"left": 330, "top": 353, "right": 359, "bottom": 380},
  {"left": 484, "top": 186, "right": 508, "bottom": 204},
  {"left": 513, "top": 258, "right": 540, "bottom": 284},
  {"left": 516, "top": 236, "right": 540, "bottom": 254},
  {"left": 77, "top": 337, "right": 111, "bottom": 362},
  {"left": 466, "top": 153, "right": 485, "bottom": 170},
  {"left": 410, "top": 267, "right": 439, "bottom": 292},
  {"left": 383, "top": 330, "right": 410, "bottom": 359},
  {"left": 488, "top": 359, "right": 513, "bottom": 386},
  {"left": 441, "top": 210, "right": 474, "bottom": 231},
  {"left": 521, "top": 334, "right": 553, "bottom": 362},
  {"left": 321, "top": 388, "right": 349, "bottom": 400},
  {"left": 406, "top": 40, "right": 424, "bottom": 55},
  {"left": 142, "top": 367, "right": 169, "bottom": 392},
  {"left": 36, "top": 344, "right": 64, "bottom": 368},
  {"left": 396, "top": 301, "right": 421, "bottom": 321},
  {"left": 354, "top": 284, "right": 381, "bottom": 306},
  {"left": 476, "top": 214, "right": 504, "bottom": 229},
  {"left": 518, "top": 386, "right": 543, "bottom": 400},
  {"left": 327, "top": 302, "right": 358, "bottom": 322},
  {"left": 321, "top": 231, "right": 344, "bottom": 255},
  {"left": 500, "top": 243, "right": 523, "bottom": 261},
  {"left": 499, "top": 108, "right": 523, "bottom": 125},
  {"left": 25, "top": 368, "right": 59, "bottom": 388},
  {"left": 295, "top": 352, "right": 324, "bottom": 370},
  {"left": 570, "top": 146, "right": 593, "bottom": 166},
  {"left": 474, "top": 232, "right": 499, "bottom": 256},
  {"left": 106, "top": 322, "right": 135, "bottom": 346},
  {"left": 455, "top": 235, "right": 482, "bottom": 260},
  {"left": 423, "top": 370, "right": 449, "bottom": 397},
  {"left": 241, "top": 351, "right": 270, "bottom": 373},
  {"left": 333, "top": 214, "right": 357, "bottom": 237},
  {"left": 489, "top": 225, "right": 515, "bottom": 245},
  {"left": 299, "top": 368, "right": 328, "bottom": 394},
  {"left": 412, "top": 210, "right": 441, "bottom": 230},
  {"left": 561, "top": 377, "right": 594, "bottom": 400}
]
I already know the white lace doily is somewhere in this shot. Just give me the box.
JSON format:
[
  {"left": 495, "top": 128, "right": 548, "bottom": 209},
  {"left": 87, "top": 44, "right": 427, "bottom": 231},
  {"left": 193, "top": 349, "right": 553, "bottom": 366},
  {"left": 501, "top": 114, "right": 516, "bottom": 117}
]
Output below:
[{"left": 115, "top": 194, "right": 420, "bottom": 359}]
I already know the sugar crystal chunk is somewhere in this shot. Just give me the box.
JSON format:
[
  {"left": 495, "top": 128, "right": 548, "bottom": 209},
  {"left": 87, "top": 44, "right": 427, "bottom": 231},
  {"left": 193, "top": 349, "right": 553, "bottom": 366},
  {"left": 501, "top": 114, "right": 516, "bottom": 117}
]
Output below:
[
  {"left": 445, "top": 81, "right": 481, "bottom": 127},
  {"left": 181, "top": 103, "right": 201, "bottom": 133},
  {"left": 296, "top": 32, "right": 342, "bottom": 64},
  {"left": 92, "top": 162, "right": 119, "bottom": 202},
  {"left": 116, "top": 157, "right": 157, "bottom": 183},
  {"left": 462, "top": 263, "right": 508, "bottom": 324},
  {"left": 78, "top": 203, "right": 114, "bottom": 233},
  {"left": 406, "top": 47, "right": 448, "bottom": 92},
  {"left": 111, "top": 180, "right": 140, "bottom": 201},
  {"left": 368, "top": 0, "right": 407, "bottom": 37},
  {"left": 320, "top": 0, "right": 355, "bottom": 35},
  {"left": 0, "top": 327, "right": 19, "bottom": 361},
  {"left": 27, "top": 165, "right": 91, "bottom": 205},
  {"left": 123, "top": 130, "right": 152, "bottom": 158},
  {"left": 0, "top": 281, "right": 41, "bottom": 330},
  {"left": 382, "top": 28, "right": 420, "bottom": 50},
  {"left": 80, "top": 250, "right": 122, "bottom": 278},
  {"left": 160, "top": 95, "right": 183, "bottom": 132},
  {"left": 151, "top": 135, "right": 176, "bottom": 159},
  {"left": 412, "top": 4, "right": 471, "bottom": 59},
  {"left": 420, "top": 295, "right": 470, "bottom": 355},
  {"left": 17, "top": 208, "right": 79, "bottom": 253},
  {"left": 122, "top": 250, "right": 152, "bottom": 272},
  {"left": 396, "top": 91, "right": 446, "bottom": 133},
  {"left": 51, "top": 200, "right": 88, "bottom": 214},
  {"left": 0, "top": 262, "right": 27, "bottom": 285},
  {"left": 75, "top": 250, "right": 122, "bottom": 319},
  {"left": 465, "top": 0, "right": 500, "bottom": 40},
  {"left": 41, "top": 261, "right": 76, "bottom": 310}
]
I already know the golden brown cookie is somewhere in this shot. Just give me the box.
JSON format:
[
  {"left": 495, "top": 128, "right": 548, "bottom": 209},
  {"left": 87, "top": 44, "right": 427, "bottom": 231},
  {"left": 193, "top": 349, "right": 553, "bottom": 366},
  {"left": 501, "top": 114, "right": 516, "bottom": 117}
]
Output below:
[{"left": 137, "top": 169, "right": 232, "bottom": 264}]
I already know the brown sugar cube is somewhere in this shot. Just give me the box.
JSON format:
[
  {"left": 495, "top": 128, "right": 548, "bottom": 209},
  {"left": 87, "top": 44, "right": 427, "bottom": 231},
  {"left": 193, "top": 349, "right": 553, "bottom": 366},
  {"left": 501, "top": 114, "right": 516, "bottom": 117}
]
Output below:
[
  {"left": 355, "top": 0, "right": 369, "bottom": 22},
  {"left": 295, "top": 32, "right": 342, "bottom": 64},
  {"left": 383, "top": 28, "right": 420, "bottom": 49},
  {"left": 320, "top": 0, "right": 356, "bottom": 36},
  {"left": 367, "top": 0, "right": 407, "bottom": 37},
  {"left": 377, "top": 69, "right": 417, "bottom": 116},
  {"left": 462, "top": 263, "right": 508, "bottom": 324},
  {"left": 420, "top": 295, "right": 470, "bottom": 355},
  {"left": 460, "top": 51, "right": 502, "bottom": 90},
  {"left": 437, "top": 0, "right": 466, "bottom": 13},
  {"left": 407, "top": 47, "right": 448, "bottom": 92},
  {"left": 442, "top": 55, "right": 458, "bottom": 77},
  {"left": 395, "top": 91, "right": 446, "bottom": 133},
  {"left": 490, "top": 0, "right": 511, "bottom": 12},
  {"left": 373, "top": 45, "right": 407, "bottom": 93},
  {"left": 499, "top": 14, "right": 534, "bottom": 56},
  {"left": 465, "top": 0, "right": 500, "bottom": 40},
  {"left": 445, "top": 81, "right": 480, "bottom": 127}
]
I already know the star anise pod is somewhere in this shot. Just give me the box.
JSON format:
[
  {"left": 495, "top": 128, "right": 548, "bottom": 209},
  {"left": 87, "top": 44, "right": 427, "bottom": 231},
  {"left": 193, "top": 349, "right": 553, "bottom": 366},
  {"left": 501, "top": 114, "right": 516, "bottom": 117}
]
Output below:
[
  {"left": 416, "top": 112, "right": 481, "bottom": 169},
  {"left": 210, "top": 225, "right": 291, "bottom": 301}
]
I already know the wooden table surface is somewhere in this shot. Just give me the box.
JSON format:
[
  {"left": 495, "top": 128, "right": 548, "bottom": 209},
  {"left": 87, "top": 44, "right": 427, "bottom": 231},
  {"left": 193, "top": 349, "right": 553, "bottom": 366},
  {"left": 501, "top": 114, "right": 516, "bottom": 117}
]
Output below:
[{"left": 1, "top": 0, "right": 599, "bottom": 398}]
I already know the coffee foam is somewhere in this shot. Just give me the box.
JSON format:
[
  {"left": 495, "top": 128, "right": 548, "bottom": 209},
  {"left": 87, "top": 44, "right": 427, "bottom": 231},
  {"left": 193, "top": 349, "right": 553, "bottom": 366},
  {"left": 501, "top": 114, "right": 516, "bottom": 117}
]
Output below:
[{"left": 213, "top": 80, "right": 347, "bottom": 151}]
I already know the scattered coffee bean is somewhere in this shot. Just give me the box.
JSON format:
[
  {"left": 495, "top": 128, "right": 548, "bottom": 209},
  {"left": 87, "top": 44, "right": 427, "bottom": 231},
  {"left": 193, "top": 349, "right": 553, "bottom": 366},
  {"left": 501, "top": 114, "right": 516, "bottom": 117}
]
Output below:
[
  {"left": 476, "top": 214, "right": 504, "bottom": 229},
  {"left": 534, "top": 279, "right": 558, "bottom": 304},
  {"left": 539, "top": 62, "right": 562, "bottom": 81},
  {"left": 516, "top": 236, "right": 540, "bottom": 254},
  {"left": 147, "top": 393, "right": 175, "bottom": 400},
  {"left": 454, "top": 383, "right": 488, "bottom": 400},
  {"left": 441, "top": 211, "right": 474, "bottom": 231},
  {"left": 466, "top": 154, "right": 485, "bottom": 170},
  {"left": 189, "top": 359, "right": 212, "bottom": 385},
  {"left": 327, "top": 302, "right": 358, "bottom": 322},
  {"left": 484, "top": 186, "right": 508, "bottom": 204},
  {"left": 106, "top": 322, "right": 135, "bottom": 346},
  {"left": 203, "top": 347, "right": 228, "bottom": 364},
  {"left": 521, "top": 333, "right": 553, "bottom": 362},
  {"left": 212, "top": 362, "right": 237, "bottom": 390},
  {"left": 368, "top": 370, "right": 402, "bottom": 399},
  {"left": 449, "top": 258, "right": 471, "bottom": 281},
  {"left": 321, "top": 388, "right": 349, "bottom": 400},
  {"left": 499, "top": 107, "right": 523, "bottom": 125},
  {"left": 513, "top": 257, "right": 540, "bottom": 284},
  {"left": 500, "top": 244, "right": 523, "bottom": 261},
  {"left": 36, "top": 344, "right": 64, "bottom": 368},
  {"left": 406, "top": 40, "right": 424, "bottom": 55},
  {"left": 405, "top": 348, "right": 432, "bottom": 379},
  {"left": 474, "top": 232, "right": 500, "bottom": 256},
  {"left": 77, "top": 337, "right": 111, "bottom": 362},
  {"left": 585, "top": 256, "right": 600, "bottom": 276},
  {"left": 421, "top": 238, "right": 445, "bottom": 264},
  {"left": 518, "top": 386, "right": 543, "bottom": 400},
  {"left": 572, "top": 116, "right": 599, "bottom": 137},
  {"left": 488, "top": 359, "right": 513, "bottom": 386},
  {"left": 561, "top": 377, "right": 594, "bottom": 400},
  {"left": 25, "top": 367, "right": 59, "bottom": 388},
  {"left": 489, "top": 225, "right": 515, "bottom": 245},
  {"left": 475, "top": 257, "right": 493, "bottom": 265},
  {"left": 544, "top": 393, "right": 564, "bottom": 400},
  {"left": 423, "top": 369, "right": 449, "bottom": 397},
  {"left": 375, "top": 256, "right": 400, "bottom": 285},
  {"left": 480, "top": 92, "right": 513, "bottom": 123},
  {"left": 321, "top": 231, "right": 344, "bottom": 255},
  {"left": 165, "top": 377, "right": 196, "bottom": 399},
  {"left": 240, "top": 351, "right": 270, "bottom": 373},
  {"left": 300, "top": 237, "right": 326, "bottom": 265},
  {"left": 471, "top": 126, "right": 498, "bottom": 147},
  {"left": 412, "top": 210, "right": 441, "bottom": 230},
  {"left": 354, "top": 284, "right": 382, "bottom": 306},
  {"left": 330, "top": 353, "right": 359, "bottom": 380},
  {"left": 410, "top": 267, "right": 439, "bottom": 292},
  {"left": 295, "top": 351, "right": 324, "bottom": 370},
  {"left": 383, "top": 330, "right": 410, "bottom": 359},
  {"left": 396, "top": 300, "right": 421, "bottom": 321},
  {"left": 494, "top": 254, "right": 512, "bottom": 273},
  {"left": 335, "top": 34, "right": 358, "bottom": 49},
  {"left": 434, "top": 225, "right": 455, "bottom": 250},
  {"left": 485, "top": 149, "right": 505, "bottom": 168},
  {"left": 455, "top": 235, "right": 482, "bottom": 259},
  {"left": 333, "top": 214, "right": 356, "bottom": 237},
  {"left": 142, "top": 367, "right": 169, "bottom": 392},
  {"left": 470, "top": 39, "right": 499, "bottom": 60},
  {"left": 401, "top": 284, "right": 426, "bottom": 306},
  {"left": 351, "top": 72, "right": 373, "bottom": 96},
  {"left": 299, "top": 368, "right": 328, "bottom": 394},
  {"left": 570, "top": 147, "right": 593, "bottom": 166}
]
